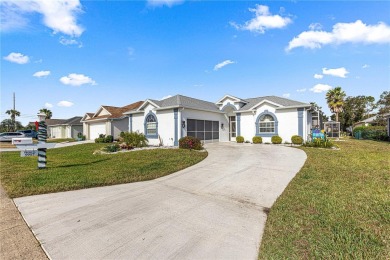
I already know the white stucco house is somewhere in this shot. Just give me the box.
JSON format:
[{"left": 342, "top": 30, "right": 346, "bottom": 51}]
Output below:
[
  {"left": 123, "top": 94, "right": 314, "bottom": 146},
  {"left": 47, "top": 117, "right": 83, "bottom": 139},
  {"left": 82, "top": 101, "right": 143, "bottom": 140}
]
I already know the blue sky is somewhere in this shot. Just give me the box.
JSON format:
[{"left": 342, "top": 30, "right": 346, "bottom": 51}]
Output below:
[{"left": 1, "top": 0, "right": 389, "bottom": 125}]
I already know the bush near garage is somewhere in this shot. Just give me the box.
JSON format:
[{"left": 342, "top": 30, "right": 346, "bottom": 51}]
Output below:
[
  {"left": 271, "top": 135, "right": 282, "bottom": 144},
  {"left": 236, "top": 136, "right": 244, "bottom": 143},
  {"left": 291, "top": 135, "right": 303, "bottom": 145},
  {"left": 179, "top": 136, "right": 203, "bottom": 150},
  {"left": 119, "top": 131, "right": 148, "bottom": 148},
  {"left": 252, "top": 136, "right": 262, "bottom": 144}
]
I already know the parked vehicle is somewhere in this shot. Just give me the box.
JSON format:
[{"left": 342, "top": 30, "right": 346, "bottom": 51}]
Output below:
[
  {"left": 0, "top": 132, "right": 26, "bottom": 142},
  {"left": 17, "top": 129, "right": 38, "bottom": 138}
]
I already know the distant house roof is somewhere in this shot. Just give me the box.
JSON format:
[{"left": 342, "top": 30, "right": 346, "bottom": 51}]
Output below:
[
  {"left": 238, "top": 96, "right": 311, "bottom": 111},
  {"left": 84, "top": 101, "right": 143, "bottom": 122},
  {"left": 46, "top": 117, "right": 82, "bottom": 126}
]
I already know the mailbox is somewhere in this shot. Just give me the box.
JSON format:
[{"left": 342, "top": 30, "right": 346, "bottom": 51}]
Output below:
[{"left": 12, "top": 138, "right": 33, "bottom": 145}]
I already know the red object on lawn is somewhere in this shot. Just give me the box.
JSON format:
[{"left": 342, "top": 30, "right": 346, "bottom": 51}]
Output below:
[{"left": 35, "top": 121, "right": 39, "bottom": 131}]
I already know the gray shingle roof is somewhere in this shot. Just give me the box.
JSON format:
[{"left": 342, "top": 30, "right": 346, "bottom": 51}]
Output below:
[
  {"left": 238, "top": 96, "right": 310, "bottom": 111},
  {"left": 46, "top": 117, "right": 82, "bottom": 126},
  {"left": 151, "top": 95, "right": 221, "bottom": 112}
]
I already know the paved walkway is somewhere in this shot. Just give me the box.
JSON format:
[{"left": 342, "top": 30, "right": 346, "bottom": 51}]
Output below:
[
  {"left": 14, "top": 143, "right": 307, "bottom": 259},
  {"left": 0, "top": 140, "right": 94, "bottom": 152}
]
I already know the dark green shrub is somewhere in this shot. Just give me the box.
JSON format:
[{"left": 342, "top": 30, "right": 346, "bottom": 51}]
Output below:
[
  {"left": 105, "top": 135, "right": 113, "bottom": 143},
  {"left": 352, "top": 126, "right": 365, "bottom": 137},
  {"left": 361, "top": 126, "right": 388, "bottom": 141},
  {"left": 291, "top": 135, "right": 303, "bottom": 145},
  {"left": 236, "top": 136, "right": 244, "bottom": 143},
  {"left": 252, "top": 136, "right": 262, "bottom": 144},
  {"left": 303, "top": 139, "right": 335, "bottom": 148},
  {"left": 271, "top": 135, "right": 282, "bottom": 144},
  {"left": 103, "top": 144, "right": 120, "bottom": 152},
  {"left": 179, "top": 136, "right": 203, "bottom": 150},
  {"left": 95, "top": 137, "right": 105, "bottom": 143},
  {"left": 121, "top": 131, "right": 148, "bottom": 147}
]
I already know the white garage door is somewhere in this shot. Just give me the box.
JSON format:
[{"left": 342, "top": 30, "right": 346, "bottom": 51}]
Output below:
[
  {"left": 89, "top": 123, "right": 106, "bottom": 140},
  {"left": 50, "top": 126, "right": 64, "bottom": 138}
]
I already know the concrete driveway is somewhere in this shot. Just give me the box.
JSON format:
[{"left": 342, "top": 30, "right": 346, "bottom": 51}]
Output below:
[{"left": 15, "top": 143, "right": 306, "bottom": 259}]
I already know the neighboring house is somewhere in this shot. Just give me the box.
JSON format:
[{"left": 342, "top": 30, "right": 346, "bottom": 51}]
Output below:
[
  {"left": 47, "top": 117, "right": 83, "bottom": 139},
  {"left": 82, "top": 101, "right": 143, "bottom": 140},
  {"left": 353, "top": 115, "right": 378, "bottom": 129},
  {"left": 123, "top": 94, "right": 313, "bottom": 146}
]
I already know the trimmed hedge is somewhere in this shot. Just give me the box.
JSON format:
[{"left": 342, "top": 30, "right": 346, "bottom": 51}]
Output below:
[
  {"left": 236, "top": 136, "right": 244, "bottom": 143},
  {"left": 179, "top": 136, "right": 203, "bottom": 150},
  {"left": 353, "top": 126, "right": 389, "bottom": 141},
  {"left": 271, "top": 135, "right": 282, "bottom": 144},
  {"left": 252, "top": 136, "right": 262, "bottom": 144},
  {"left": 291, "top": 135, "right": 303, "bottom": 145}
]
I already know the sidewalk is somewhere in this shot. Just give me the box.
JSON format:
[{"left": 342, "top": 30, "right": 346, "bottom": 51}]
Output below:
[
  {"left": 0, "top": 186, "right": 47, "bottom": 260},
  {"left": 0, "top": 140, "right": 94, "bottom": 152}
]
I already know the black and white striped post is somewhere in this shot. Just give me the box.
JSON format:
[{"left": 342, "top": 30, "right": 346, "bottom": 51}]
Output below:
[{"left": 37, "top": 113, "right": 47, "bottom": 169}]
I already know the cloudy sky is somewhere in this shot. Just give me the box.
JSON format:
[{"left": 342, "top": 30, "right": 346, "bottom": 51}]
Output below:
[{"left": 1, "top": 0, "right": 389, "bottom": 124}]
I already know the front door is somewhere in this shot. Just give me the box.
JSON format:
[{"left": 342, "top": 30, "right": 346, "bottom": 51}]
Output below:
[{"left": 229, "top": 116, "right": 236, "bottom": 141}]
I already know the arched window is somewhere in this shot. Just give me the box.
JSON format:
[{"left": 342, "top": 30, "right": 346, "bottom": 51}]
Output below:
[
  {"left": 144, "top": 113, "right": 158, "bottom": 138},
  {"left": 259, "top": 114, "right": 275, "bottom": 133},
  {"left": 255, "top": 110, "right": 278, "bottom": 137}
]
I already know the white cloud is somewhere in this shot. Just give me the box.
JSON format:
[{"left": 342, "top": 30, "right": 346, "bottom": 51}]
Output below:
[
  {"left": 3, "top": 52, "right": 29, "bottom": 64},
  {"left": 322, "top": 67, "right": 349, "bottom": 78},
  {"left": 214, "top": 60, "right": 235, "bottom": 71},
  {"left": 33, "top": 70, "right": 50, "bottom": 78},
  {"left": 310, "top": 84, "right": 333, "bottom": 93},
  {"left": 0, "top": 0, "right": 84, "bottom": 37},
  {"left": 362, "top": 64, "right": 370, "bottom": 69},
  {"left": 57, "top": 101, "right": 74, "bottom": 107},
  {"left": 297, "top": 88, "right": 307, "bottom": 92},
  {"left": 231, "top": 4, "right": 292, "bottom": 34},
  {"left": 44, "top": 102, "right": 53, "bottom": 108},
  {"left": 282, "top": 93, "right": 290, "bottom": 98},
  {"left": 59, "top": 36, "right": 83, "bottom": 47},
  {"left": 309, "top": 23, "right": 323, "bottom": 31},
  {"left": 60, "top": 73, "right": 96, "bottom": 86},
  {"left": 287, "top": 20, "right": 390, "bottom": 51},
  {"left": 147, "top": 0, "right": 184, "bottom": 7},
  {"left": 314, "top": 74, "right": 323, "bottom": 79}
]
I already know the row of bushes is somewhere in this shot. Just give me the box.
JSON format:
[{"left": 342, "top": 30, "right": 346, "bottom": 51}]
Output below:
[
  {"left": 353, "top": 126, "right": 389, "bottom": 141},
  {"left": 236, "top": 135, "right": 304, "bottom": 145}
]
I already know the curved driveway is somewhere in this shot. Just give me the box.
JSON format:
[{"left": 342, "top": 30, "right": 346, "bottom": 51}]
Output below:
[{"left": 15, "top": 143, "right": 306, "bottom": 260}]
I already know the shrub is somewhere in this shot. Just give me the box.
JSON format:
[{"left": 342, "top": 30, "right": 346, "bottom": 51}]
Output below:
[
  {"left": 245, "top": 140, "right": 250, "bottom": 143},
  {"left": 303, "top": 139, "right": 335, "bottom": 148},
  {"left": 252, "top": 136, "right": 262, "bottom": 144},
  {"left": 291, "top": 135, "right": 303, "bottom": 145},
  {"left": 179, "top": 136, "right": 203, "bottom": 150},
  {"left": 103, "top": 144, "right": 120, "bottom": 153},
  {"left": 361, "top": 126, "right": 389, "bottom": 141},
  {"left": 271, "top": 135, "right": 282, "bottom": 144},
  {"left": 121, "top": 131, "right": 148, "bottom": 148},
  {"left": 236, "top": 136, "right": 244, "bottom": 143},
  {"left": 105, "top": 135, "right": 114, "bottom": 143},
  {"left": 95, "top": 137, "right": 105, "bottom": 143}
]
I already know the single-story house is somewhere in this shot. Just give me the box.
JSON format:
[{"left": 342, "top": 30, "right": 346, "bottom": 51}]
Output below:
[
  {"left": 46, "top": 117, "right": 83, "bottom": 139},
  {"left": 123, "top": 94, "right": 314, "bottom": 146},
  {"left": 352, "top": 115, "right": 378, "bottom": 129},
  {"left": 82, "top": 101, "right": 143, "bottom": 140}
]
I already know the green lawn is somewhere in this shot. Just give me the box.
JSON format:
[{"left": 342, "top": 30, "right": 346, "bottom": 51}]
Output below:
[
  {"left": 259, "top": 138, "right": 390, "bottom": 259},
  {"left": 0, "top": 143, "right": 207, "bottom": 198},
  {"left": 47, "top": 138, "right": 76, "bottom": 143}
]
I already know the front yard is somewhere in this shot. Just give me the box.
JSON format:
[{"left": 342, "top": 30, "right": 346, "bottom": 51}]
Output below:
[
  {"left": 0, "top": 143, "right": 207, "bottom": 198},
  {"left": 259, "top": 138, "right": 390, "bottom": 259}
]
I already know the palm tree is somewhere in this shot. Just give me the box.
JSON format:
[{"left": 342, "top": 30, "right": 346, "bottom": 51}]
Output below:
[
  {"left": 5, "top": 109, "right": 21, "bottom": 131},
  {"left": 326, "top": 86, "right": 346, "bottom": 122},
  {"left": 39, "top": 108, "right": 52, "bottom": 119}
]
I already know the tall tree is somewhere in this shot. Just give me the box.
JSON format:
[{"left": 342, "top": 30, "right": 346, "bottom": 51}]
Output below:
[
  {"left": 5, "top": 109, "right": 21, "bottom": 131},
  {"left": 326, "top": 86, "right": 346, "bottom": 122},
  {"left": 39, "top": 108, "right": 52, "bottom": 119},
  {"left": 375, "top": 91, "right": 390, "bottom": 125},
  {"left": 337, "top": 95, "right": 376, "bottom": 130}
]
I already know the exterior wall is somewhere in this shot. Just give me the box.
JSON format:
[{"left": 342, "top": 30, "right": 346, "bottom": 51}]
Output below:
[
  {"left": 111, "top": 118, "right": 129, "bottom": 139},
  {"left": 98, "top": 108, "right": 111, "bottom": 116},
  {"left": 240, "top": 112, "right": 256, "bottom": 142},
  {"left": 83, "top": 122, "right": 89, "bottom": 139},
  {"left": 220, "top": 98, "right": 242, "bottom": 111},
  {"left": 71, "top": 125, "right": 83, "bottom": 139},
  {"left": 155, "top": 109, "right": 175, "bottom": 146},
  {"left": 181, "top": 108, "right": 229, "bottom": 142}
]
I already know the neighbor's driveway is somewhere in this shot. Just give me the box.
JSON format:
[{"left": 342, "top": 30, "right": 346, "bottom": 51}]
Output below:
[{"left": 15, "top": 143, "right": 306, "bottom": 260}]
